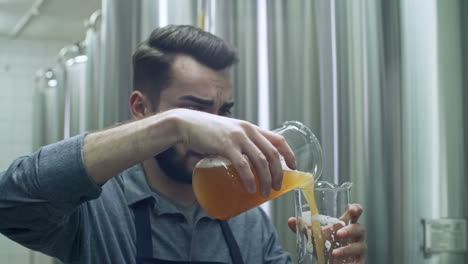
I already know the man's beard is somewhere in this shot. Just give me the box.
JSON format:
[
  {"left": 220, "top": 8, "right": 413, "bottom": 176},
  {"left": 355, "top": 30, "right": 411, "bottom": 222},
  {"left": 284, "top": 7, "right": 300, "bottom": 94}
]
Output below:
[{"left": 154, "top": 147, "right": 193, "bottom": 184}]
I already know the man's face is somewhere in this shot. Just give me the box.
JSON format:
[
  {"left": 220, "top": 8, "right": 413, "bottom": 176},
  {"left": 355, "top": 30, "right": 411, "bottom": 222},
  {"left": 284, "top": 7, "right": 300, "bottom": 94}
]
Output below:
[{"left": 153, "top": 55, "right": 234, "bottom": 184}]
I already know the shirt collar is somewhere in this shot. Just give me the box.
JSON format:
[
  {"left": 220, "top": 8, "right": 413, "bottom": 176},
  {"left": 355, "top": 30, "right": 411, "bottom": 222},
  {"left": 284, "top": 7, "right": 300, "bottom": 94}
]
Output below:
[{"left": 121, "top": 164, "right": 154, "bottom": 206}]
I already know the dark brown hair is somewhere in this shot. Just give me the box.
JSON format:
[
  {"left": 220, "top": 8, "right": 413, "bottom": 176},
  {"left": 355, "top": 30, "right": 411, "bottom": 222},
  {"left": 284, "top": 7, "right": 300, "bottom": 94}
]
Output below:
[{"left": 132, "top": 25, "right": 238, "bottom": 106}]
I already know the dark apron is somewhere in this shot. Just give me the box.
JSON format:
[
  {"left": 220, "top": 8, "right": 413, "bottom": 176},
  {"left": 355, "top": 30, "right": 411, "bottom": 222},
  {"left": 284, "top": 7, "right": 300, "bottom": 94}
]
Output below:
[{"left": 132, "top": 199, "right": 245, "bottom": 264}]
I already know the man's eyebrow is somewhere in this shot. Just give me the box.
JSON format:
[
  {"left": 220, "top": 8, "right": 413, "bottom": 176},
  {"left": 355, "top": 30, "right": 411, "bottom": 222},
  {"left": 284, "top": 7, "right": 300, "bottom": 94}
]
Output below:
[
  {"left": 178, "top": 95, "right": 214, "bottom": 106},
  {"left": 179, "top": 95, "right": 234, "bottom": 108}
]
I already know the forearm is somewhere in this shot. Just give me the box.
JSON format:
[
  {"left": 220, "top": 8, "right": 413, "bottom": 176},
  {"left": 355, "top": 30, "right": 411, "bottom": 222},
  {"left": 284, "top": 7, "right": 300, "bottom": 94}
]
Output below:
[{"left": 83, "top": 110, "right": 182, "bottom": 185}]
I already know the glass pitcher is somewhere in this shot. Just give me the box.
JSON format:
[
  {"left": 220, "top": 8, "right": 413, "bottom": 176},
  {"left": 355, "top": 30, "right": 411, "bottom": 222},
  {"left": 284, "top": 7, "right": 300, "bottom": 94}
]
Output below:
[
  {"left": 192, "top": 121, "right": 323, "bottom": 219},
  {"left": 296, "top": 182, "right": 353, "bottom": 264}
]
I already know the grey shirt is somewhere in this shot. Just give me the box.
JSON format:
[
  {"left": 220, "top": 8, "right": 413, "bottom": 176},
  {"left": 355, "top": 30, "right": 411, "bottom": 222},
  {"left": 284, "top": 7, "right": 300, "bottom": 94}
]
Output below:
[{"left": 0, "top": 134, "right": 291, "bottom": 264}]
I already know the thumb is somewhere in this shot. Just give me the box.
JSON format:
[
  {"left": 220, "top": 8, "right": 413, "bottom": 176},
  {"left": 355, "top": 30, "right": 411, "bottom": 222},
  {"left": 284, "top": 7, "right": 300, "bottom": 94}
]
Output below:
[{"left": 287, "top": 217, "right": 297, "bottom": 233}]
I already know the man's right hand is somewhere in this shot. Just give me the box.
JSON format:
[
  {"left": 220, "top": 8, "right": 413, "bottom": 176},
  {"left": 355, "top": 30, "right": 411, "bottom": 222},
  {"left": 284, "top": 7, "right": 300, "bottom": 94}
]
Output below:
[{"left": 172, "top": 108, "right": 296, "bottom": 197}]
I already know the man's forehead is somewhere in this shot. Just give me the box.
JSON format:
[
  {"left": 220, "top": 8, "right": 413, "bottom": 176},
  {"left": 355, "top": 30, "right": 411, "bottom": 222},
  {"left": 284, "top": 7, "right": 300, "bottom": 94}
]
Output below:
[
  {"left": 154, "top": 55, "right": 234, "bottom": 109},
  {"left": 171, "top": 55, "right": 230, "bottom": 77},
  {"left": 168, "top": 55, "right": 233, "bottom": 99}
]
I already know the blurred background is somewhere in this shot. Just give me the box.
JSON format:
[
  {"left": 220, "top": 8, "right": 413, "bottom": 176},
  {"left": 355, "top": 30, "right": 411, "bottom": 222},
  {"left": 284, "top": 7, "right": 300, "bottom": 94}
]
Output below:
[{"left": 0, "top": 0, "right": 467, "bottom": 263}]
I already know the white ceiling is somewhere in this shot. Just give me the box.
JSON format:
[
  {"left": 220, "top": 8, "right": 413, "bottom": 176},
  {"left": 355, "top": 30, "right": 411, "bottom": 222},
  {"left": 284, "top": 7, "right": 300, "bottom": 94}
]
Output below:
[{"left": 0, "top": 0, "right": 100, "bottom": 41}]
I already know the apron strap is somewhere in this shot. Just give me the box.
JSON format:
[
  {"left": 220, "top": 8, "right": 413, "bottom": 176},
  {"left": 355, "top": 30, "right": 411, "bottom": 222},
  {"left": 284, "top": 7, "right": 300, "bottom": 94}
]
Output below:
[
  {"left": 133, "top": 198, "right": 154, "bottom": 259},
  {"left": 133, "top": 198, "right": 244, "bottom": 264},
  {"left": 219, "top": 220, "right": 245, "bottom": 264}
]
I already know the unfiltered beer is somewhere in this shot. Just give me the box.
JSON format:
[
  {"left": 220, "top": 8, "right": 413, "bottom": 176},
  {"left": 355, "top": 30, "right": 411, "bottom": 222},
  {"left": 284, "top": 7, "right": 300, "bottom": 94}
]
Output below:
[
  {"left": 193, "top": 159, "right": 326, "bottom": 263},
  {"left": 193, "top": 160, "right": 315, "bottom": 220},
  {"left": 302, "top": 187, "right": 326, "bottom": 264}
]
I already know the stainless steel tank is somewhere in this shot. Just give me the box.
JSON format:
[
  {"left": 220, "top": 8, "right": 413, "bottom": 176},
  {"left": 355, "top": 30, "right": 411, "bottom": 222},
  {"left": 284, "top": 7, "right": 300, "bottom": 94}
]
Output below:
[
  {"left": 304, "top": 0, "right": 468, "bottom": 263},
  {"left": 33, "top": 67, "right": 65, "bottom": 150},
  {"left": 60, "top": 10, "right": 102, "bottom": 137},
  {"left": 265, "top": 2, "right": 321, "bottom": 260},
  {"left": 265, "top": 1, "right": 467, "bottom": 263},
  {"left": 32, "top": 69, "right": 48, "bottom": 150},
  {"left": 100, "top": 0, "right": 140, "bottom": 127},
  {"left": 84, "top": 10, "right": 102, "bottom": 131},
  {"left": 58, "top": 43, "right": 88, "bottom": 138}
]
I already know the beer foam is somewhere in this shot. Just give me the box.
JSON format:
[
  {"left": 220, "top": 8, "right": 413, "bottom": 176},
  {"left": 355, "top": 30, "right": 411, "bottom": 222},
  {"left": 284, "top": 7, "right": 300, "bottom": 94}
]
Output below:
[
  {"left": 195, "top": 157, "right": 231, "bottom": 168},
  {"left": 315, "top": 215, "right": 345, "bottom": 227},
  {"left": 302, "top": 212, "right": 346, "bottom": 227},
  {"left": 325, "top": 240, "right": 331, "bottom": 251}
]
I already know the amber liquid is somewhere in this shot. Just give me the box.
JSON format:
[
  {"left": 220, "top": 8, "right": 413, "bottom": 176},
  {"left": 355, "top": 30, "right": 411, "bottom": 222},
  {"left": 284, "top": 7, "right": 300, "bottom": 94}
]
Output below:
[
  {"left": 192, "top": 164, "right": 312, "bottom": 219},
  {"left": 193, "top": 164, "right": 325, "bottom": 263},
  {"left": 302, "top": 188, "right": 325, "bottom": 264}
]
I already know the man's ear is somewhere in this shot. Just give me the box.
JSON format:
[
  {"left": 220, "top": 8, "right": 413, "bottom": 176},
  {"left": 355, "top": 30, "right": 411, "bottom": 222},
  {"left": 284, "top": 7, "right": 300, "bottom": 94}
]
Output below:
[{"left": 129, "top": 91, "right": 153, "bottom": 120}]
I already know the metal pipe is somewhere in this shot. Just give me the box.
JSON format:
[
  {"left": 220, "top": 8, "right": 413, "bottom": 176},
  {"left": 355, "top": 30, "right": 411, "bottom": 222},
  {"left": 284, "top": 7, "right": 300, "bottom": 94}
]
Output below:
[
  {"left": 10, "top": 0, "right": 45, "bottom": 38},
  {"left": 85, "top": 10, "right": 102, "bottom": 32}
]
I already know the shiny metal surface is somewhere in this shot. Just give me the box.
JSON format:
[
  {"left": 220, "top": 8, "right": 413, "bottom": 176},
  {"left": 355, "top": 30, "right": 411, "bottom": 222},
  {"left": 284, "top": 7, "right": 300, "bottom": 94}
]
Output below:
[
  {"left": 60, "top": 43, "right": 88, "bottom": 138},
  {"left": 265, "top": 1, "right": 321, "bottom": 260},
  {"left": 140, "top": 0, "right": 197, "bottom": 38},
  {"left": 33, "top": 66, "right": 66, "bottom": 149},
  {"left": 84, "top": 10, "right": 102, "bottom": 131},
  {"left": 337, "top": 0, "right": 466, "bottom": 263},
  {"left": 464, "top": 1, "right": 468, "bottom": 248},
  {"left": 32, "top": 69, "right": 46, "bottom": 150},
  {"left": 463, "top": 1, "right": 468, "bottom": 221},
  {"left": 165, "top": 0, "right": 197, "bottom": 26},
  {"left": 331, "top": 0, "right": 389, "bottom": 261},
  {"left": 99, "top": 0, "right": 138, "bottom": 127},
  {"left": 400, "top": 1, "right": 466, "bottom": 263},
  {"left": 266, "top": 0, "right": 467, "bottom": 263},
  {"left": 139, "top": 0, "right": 159, "bottom": 40}
]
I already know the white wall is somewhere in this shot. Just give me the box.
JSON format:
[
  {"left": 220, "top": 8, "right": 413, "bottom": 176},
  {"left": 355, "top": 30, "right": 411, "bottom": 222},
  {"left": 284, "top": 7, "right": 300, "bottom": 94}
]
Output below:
[{"left": 0, "top": 36, "right": 67, "bottom": 264}]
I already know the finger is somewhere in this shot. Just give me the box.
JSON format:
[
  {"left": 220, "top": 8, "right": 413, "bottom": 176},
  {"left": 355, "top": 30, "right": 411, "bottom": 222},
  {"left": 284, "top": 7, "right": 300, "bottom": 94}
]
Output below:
[
  {"left": 336, "top": 223, "right": 366, "bottom": 241},
  {"left": 348, "top": 204, "right": 363, "bottom": 223},
  {"left": 226, "top": 150, "right": 256, "bottom": 193},
  {"left": 338, "top": 209, "right": 351, "bottom": 224},
  {"left": 287, "top": 217, "right": 297, "bottom": 232},
  {"left": 260, "top": 130, "right": 297, "bottom": 170},
  {"left": 248, "top": 129, "right": 283, "bottom": 190},
  {"left": 332, "top": 242, "right": 367, "bottom": 259},
  {"left": 338, "top": 204, "right": 363, "bottom": 224},
  {"left": 241, "top": 140, "right": 272, "bottom": 197}
]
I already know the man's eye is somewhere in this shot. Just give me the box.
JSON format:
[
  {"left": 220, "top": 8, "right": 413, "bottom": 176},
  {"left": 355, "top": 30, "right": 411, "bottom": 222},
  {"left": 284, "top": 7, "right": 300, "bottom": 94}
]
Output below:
[
  {"left": 220, "top": 109, "right": 232, "bottom": 116},
  {"left": 185, "top": 106, "right": 203, "bottom": 111}
]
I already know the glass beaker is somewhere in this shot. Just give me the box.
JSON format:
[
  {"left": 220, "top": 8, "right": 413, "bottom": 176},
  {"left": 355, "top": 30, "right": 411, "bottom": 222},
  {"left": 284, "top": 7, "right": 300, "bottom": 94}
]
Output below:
[
  {"left": 193, "top": 121, "right": 322, "bottom": 220},
  {"left": 295, "top": 181, "right": 353, "bottom": 264}
]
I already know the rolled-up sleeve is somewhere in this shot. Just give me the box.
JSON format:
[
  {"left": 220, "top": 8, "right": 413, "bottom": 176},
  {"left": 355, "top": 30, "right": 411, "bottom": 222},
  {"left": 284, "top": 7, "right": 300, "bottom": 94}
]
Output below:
[
  {"left": 0, "top": 134, "right": 102, "bottom": 257},
  {"left": 35, "top": 133, "right": 101, "bottom": 202}
]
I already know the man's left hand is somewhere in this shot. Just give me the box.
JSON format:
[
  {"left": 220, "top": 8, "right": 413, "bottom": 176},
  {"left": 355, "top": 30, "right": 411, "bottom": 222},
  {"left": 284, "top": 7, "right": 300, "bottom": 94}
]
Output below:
[{"left": 287, "top": 203, "right": 367, "bottom": 263}]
